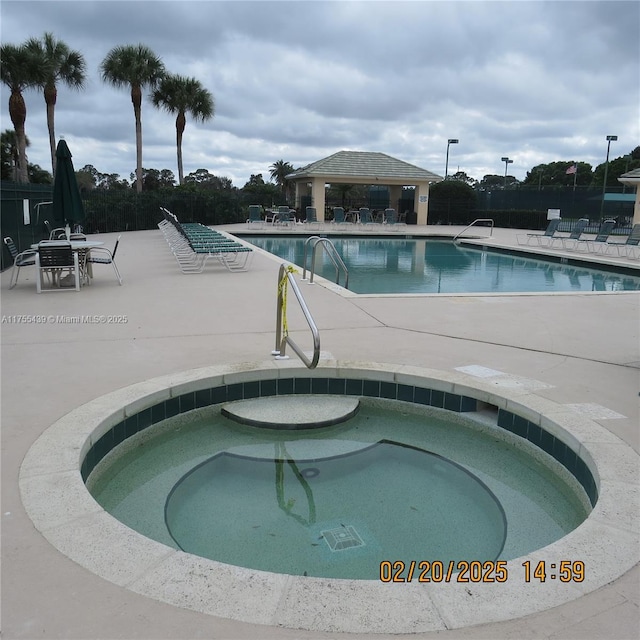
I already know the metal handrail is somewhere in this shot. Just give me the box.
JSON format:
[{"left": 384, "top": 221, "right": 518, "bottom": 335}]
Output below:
[
  {"left": 301, "top": 236, "right": 349, "bottom": 288},
  {"left": 273, "top": 263, "right": 321, "bottom": 369},
  {"left": 453, "top": 218, "right": 495, "bottom": 241}
]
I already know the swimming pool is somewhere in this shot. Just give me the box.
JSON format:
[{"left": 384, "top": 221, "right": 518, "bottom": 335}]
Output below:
[{"left": 241, "top": 236, "right": 640, "bottom": 294}]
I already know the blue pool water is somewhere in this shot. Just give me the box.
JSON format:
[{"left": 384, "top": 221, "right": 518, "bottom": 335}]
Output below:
[{"left": 241, "top": 236, "right": 640, "bottom": 294}]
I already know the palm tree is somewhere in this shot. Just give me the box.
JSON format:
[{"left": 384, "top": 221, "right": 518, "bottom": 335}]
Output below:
[
  {"left": 0, "top": 43, "right": 45, "bottom": 183},
  {"left": 151, "top": 74, "right": 214, "bottom": 185},
  {"left": 100, "top": 44, "right": 165, "bottom": 192},
  {"left": 1, "top": 129, "right": 31, "bottom": 181},
  {"left": 26, "top": 32, "right": 87, "bottom": 176},
  {"left": 270, "top": 160, "right": 294, "bottom": 203}
]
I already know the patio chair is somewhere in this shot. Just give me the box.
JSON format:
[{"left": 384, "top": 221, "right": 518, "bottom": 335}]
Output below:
[
  {"left": 4, "top": 237, "right": 37, "bottom": 289},
  {"left": 44, "top": 220, "right": 67, "bottom": 240},
  {"left": 246, "top": 205, "right": 263, "bottom": 229},
  {"left": 552, "top": 218, "right": 589, "bottom": 250},
  {"left": 516, "top": 218, "right": 561, "bottom": 246},
  {"left": 35, "top": 241, "right": 80, "bottom": 293},
  {"left": 69, "top": 234, "right": 91, "bottom": 284},
  {"left": 86, "top": 235, "right": 122, "bottom": 285}
]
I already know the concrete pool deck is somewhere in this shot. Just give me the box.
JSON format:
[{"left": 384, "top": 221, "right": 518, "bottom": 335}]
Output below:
[{"left": 2, "top": 223, "right": 639, "bottom": 639}]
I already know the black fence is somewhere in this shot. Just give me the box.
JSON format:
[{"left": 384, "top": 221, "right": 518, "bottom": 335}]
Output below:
[
  {"left": 1, "top": 184, "right": 248, "bottom": 270},
  {"left": 1, "top": 181, "right": 635, "bottom": 271},
  {"left": 428, "top": 185, "right": 634, "bottom": 230}
]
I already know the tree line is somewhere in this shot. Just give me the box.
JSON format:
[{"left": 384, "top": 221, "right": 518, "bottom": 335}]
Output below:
[
  {"left": 1, "top": 34, "right": 214, "bottom": 191},
  {"left": 2, "top": 33, "right": 638, "bottom": 198}
]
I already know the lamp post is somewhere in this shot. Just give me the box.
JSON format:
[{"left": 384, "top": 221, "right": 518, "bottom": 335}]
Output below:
[
  {"left": 501, "top": 156, "right": 513, "bottom": 188},
  {"left": 445, "top": 139, "right": 458, "bottom": 179},
  {"left": 600, "top": 135, "right": 617, "bottom": 219}
]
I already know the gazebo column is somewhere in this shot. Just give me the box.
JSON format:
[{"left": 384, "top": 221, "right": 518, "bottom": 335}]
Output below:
[
  {"left": 311, "top": 176, "right": 326, "bottom": 222},
  {"left": 414, "top": 181, "right": 430, "bottom": 225},
  {"left": 617, "top": 175, "right": 640, "bottom": 225}
]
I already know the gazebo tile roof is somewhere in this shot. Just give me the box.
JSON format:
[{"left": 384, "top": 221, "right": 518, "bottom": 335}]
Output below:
[
  {"left": 286, "top": 150, "right": 442, "bottom": 182},
  {"left": 619, "top": 167, "right": 640, "bottom": 183}
]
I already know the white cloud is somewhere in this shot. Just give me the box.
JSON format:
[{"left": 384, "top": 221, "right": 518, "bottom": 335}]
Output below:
[{"left": 2, "top": 0, "right": 638, "bottom": 186}]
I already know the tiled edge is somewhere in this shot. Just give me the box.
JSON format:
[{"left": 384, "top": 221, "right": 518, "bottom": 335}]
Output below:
[{"left": 18, "top": 360, "right": 640, "bottom": 635}]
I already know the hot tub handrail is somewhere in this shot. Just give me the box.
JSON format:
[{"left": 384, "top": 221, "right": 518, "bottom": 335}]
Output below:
[
  {"left": 273, "top": 263, "right": 321, "bottom": 369},
  {"left": 302, "top": 236, "right": 349, "bottom": 289},
  {"left": 453, "top": 218, "right": 495, "bottom": 241}
]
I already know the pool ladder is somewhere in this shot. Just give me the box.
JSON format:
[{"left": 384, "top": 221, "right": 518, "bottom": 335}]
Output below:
[
  {"left": 273, "top": 263, "right": 321, "bottom": 369},
  {"left": 453, "top": 218, "right": 495, "bottom": 241},
  {"left": 301, "top": 236, "right": 349, "bottom": 289}
]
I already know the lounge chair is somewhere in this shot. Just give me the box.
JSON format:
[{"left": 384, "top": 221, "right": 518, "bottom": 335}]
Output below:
[
  {"left": 552, "top": 218, "right": 589, "bottom": 250},
  {"left": 383, "top": 208, "right": 404, "bottom": 230},
  {"left": 332, "top": 207, "right": 346, "bottom": 224},
  {"left": 4, "top": 237, "right": 37, "bottom": 289},
  {"left": 358, "top": 208, "right": 374, "bottom": 225},
  {"left": 275, "top": 206, "right": 293, "bottom": 227},
  {"left": 570, "top": 219, "right": 617, "bottom": 254},
  {"left": 304, "top": 207, "right": 321, "bottom": 229},
  {"left": 517, "top": 218, "right": 561, "bottom": 246},
  {"left": 158, "top": 207, "right": 253, "bottom": 273},
  {"left": 606, "top": 223, "right": 640, "bottom": 259},
  {"left": 246, "top": 205, "right": 263, "bottom": 229}
]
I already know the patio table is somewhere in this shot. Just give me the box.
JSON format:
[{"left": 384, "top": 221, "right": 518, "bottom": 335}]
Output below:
[{"left": 31, "top": 240, "right": 104, "bottom": 285}]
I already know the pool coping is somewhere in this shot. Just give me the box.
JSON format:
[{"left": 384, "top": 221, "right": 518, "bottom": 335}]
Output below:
[{"left": 19, "top": 360, "right": 639, "bottom": 635}]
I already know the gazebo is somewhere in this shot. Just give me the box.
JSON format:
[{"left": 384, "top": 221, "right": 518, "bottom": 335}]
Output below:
[
  {"left": 618, "top": 167, "right": 640, "bottom": 225},
  {"left": 285, "top": 150, "right": 443, "bottom": 224}
]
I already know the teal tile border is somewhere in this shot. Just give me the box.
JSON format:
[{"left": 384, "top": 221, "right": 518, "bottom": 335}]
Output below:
[{"left": 81, "top": 377, "right": 597, "bottom": 508}]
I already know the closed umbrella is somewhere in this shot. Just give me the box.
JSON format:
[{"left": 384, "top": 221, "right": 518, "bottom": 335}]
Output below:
[{"left": 52, "top": 139, "right": 85, "bottom": 231}]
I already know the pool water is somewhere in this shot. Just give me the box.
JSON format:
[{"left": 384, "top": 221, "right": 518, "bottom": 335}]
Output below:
[
  {"left": 165, "top": 441, "right": 506, "bottom": 579},
  {"left": 241, "top": 236, "right": 640, "bottom": 294},
  {"left": 88, "top": 400, "right": 590, "bottom": 580}
]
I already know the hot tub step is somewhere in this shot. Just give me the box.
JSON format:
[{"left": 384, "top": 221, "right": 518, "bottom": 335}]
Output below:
[{"left": 221, "top": 395, "right": 360, "bottom": 429}]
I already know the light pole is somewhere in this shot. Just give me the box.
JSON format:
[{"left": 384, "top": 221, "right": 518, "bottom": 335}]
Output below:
[
  {"left": 445, "top": 139, "right": 458, "bottom": 179},
  {"left": 600, "top": 135, "right": 617, "bottom": 219},
  {"left": 501, "top": 156, "right": 513, "bottom": 188}
]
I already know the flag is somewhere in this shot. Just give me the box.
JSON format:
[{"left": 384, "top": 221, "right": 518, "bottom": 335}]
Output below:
[{"left": 566, "top": 164, "right": 577, "bottom": 175}]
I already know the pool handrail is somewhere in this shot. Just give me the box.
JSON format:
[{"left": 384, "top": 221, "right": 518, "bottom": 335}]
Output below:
[
  {"left": 302, "top": 236, "right": 349, "bottom": 289},
  {"left": 453, "top": 218, "right": 495, "bottom": 241},
  {"left": 273, "top": 263, "right": 321, "bottom": 369}
]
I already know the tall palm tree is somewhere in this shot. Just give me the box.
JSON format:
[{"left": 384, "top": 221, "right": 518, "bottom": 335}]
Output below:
[
  {"left": 270, "top": 160, "right": 294, "bottom": 203},
  {"left": 0, "top": 43, "right": 45, "bottom": 183},
  {"left": 26, "top": 32, "right": 87, "bottom": 176},
  {"left": 151, "top": 74, "right": 214, "bottom": 185},
  {"left": 1, "top": 128, "right": 30, "bottom": 181},
  {"left": 100, "top": 44, "right": 165, "bottom": 192}
]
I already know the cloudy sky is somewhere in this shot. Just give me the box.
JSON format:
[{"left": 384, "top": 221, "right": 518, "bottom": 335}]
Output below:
[{"left": 2, "top": 0, "right": 638, "bottom": 186}]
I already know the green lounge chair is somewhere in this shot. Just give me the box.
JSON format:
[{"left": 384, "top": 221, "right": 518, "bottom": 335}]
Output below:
[
  {"left": 246, "top": 205, "right": 263, "bottom": 229},
  {"left": 517, "top": 218, "right": 561, "bottom": 246},
  {"left": 554, "top": 218, "right": 590, "bottom": 250}
]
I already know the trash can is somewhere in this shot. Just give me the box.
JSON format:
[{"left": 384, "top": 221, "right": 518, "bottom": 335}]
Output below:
[{"left": 405, "top": 210, "right": 417, "bottom": 225}]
